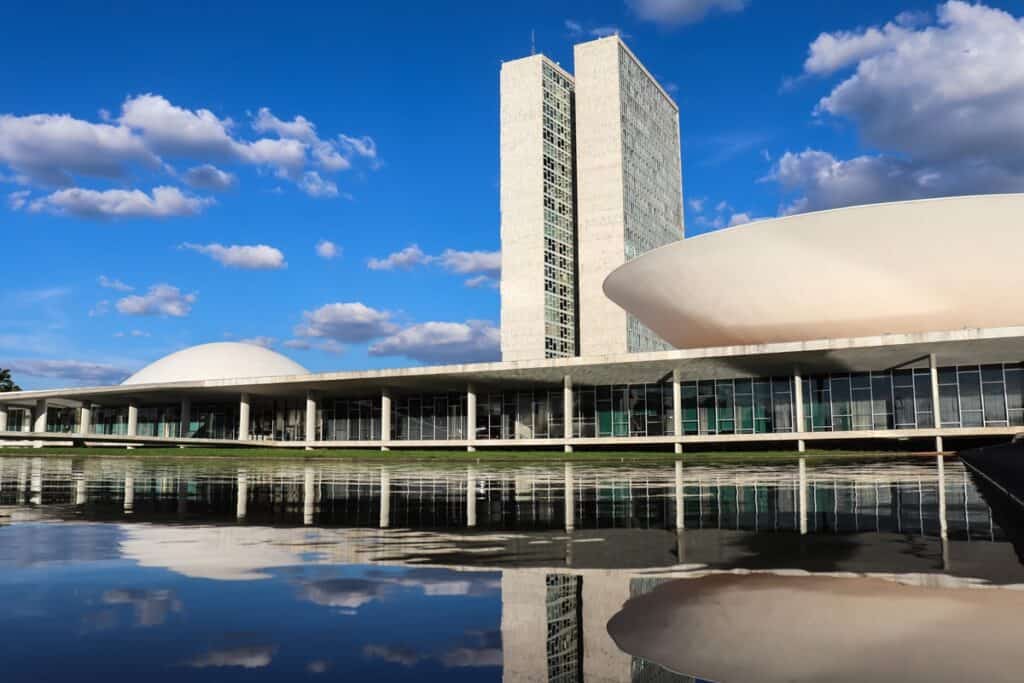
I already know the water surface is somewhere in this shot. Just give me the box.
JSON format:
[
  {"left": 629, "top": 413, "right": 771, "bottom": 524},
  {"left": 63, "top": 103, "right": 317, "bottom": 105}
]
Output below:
[{"left": 1, "top": 455, "right": 1020, "bottom": 682}]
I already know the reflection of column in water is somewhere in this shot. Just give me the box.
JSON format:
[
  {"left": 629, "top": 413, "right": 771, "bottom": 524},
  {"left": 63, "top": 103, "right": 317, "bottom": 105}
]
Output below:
[
  {"left": 17, "top": 460, "right": 27, "bottom": 505},
  {"left": 799, "top": 458, "right": 808, "bottom": 535},
  {"left": 937, "top": 455, "right": 949, "bottom": 571},
  {"left": 564, "top": 463, "right": 574, "bottom": 532},
  {"left": 674, "top": 461, "right": 684, "bottom": 531},
  {"left": 30, "top": 457, "right": 42, "bottom": 505},
  {"left": 123, "top": 473, "right": 134, "bottom": 514},
  {"left": 236, "top": 470, "right": 248, "bottom": 521},
  {"left": 466, "top": 466, "right": 476, "bottom": 528},
  {"left": 74, "top": 471, "right": 87, "bottom": 505},
  {"left": 177, "top": 479, "right": 187, "bottom": 517},
  {"left": 379, "top": 468, "right": 390, "bottom": 529},
  {"left": 304, "top": 466, "right": 315, "bottom": 526}
]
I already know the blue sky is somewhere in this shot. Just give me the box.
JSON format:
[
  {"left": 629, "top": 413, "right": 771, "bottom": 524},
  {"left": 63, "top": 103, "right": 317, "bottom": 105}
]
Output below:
[{"left": 3, "top": 0, "right": 1023, "bottom": 389}]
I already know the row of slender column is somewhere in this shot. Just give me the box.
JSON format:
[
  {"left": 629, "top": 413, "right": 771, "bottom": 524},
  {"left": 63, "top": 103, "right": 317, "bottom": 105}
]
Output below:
[{"left": 0, "top": 359, "right": 949, "bottom": 454}]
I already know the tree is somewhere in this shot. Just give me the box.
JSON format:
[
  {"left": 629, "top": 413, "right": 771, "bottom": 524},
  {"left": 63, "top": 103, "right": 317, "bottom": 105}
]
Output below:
[{"left": 0, "top": 368, "right": 20, "bottom": 392}]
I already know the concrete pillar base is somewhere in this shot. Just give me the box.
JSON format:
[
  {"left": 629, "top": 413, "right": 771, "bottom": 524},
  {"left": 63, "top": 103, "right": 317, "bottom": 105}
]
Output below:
[
  {"left": 797, "top": 439, "right": 806, "bottom": 453},
  {"left": 674, "top": 442, "right": 683, "bottom": 455},
  {"left": 467, "top": 445, "right": 476, "bottom": 453},
  {"left": 304, "top": 445, "right": 314, "bottom": 451},
  {"left": 381, "top": 445, "right": 390, "bottom": 452},
  {"left": 564, "top": 444, "right": 573, "bottom": 453},
  {"left": 935, "top": 435, "right": 944, "bottom": 453}
]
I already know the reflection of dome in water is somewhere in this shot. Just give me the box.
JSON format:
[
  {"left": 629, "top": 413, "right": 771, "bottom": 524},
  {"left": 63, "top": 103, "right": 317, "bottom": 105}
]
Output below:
[{"left": 121, "top": 342, "right": 308, "bottom": 385}]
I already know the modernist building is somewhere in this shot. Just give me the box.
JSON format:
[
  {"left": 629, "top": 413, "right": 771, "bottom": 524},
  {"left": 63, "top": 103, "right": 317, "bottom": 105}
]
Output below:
[
  {"left": 1, "top": 42, "right": 1022, "bottom": 456},
  {"left": 500, "top": 35, "right": 683, "bottom": 362}
]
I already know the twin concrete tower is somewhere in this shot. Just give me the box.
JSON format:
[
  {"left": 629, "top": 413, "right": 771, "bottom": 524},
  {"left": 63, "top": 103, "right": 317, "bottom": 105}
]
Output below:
[{"left": 500, "top": 35, "right": 684, "bottom": 361}]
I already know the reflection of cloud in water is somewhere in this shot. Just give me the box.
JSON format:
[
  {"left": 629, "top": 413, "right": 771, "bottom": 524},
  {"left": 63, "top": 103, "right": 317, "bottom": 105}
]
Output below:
[
  {"left": 363, "top": 630, "right": 502, "bottom": 670},
  {"left": 362, "top": 644, "right": 420, "bottom": 667},
  {"left": 298, "top": 569, "right": 500, "bottom": 613},
  {"left": 300, "top": 579, "right": 392, "bottom": 609},
  {"left": 306, "top": 659, "right": 330, "bottom": 674},
  {"left": 185, "top": 644, "right": 277, "bottom": 669},
  {"left": 102, "top": 588, "right": 182, "bottom": 626}
]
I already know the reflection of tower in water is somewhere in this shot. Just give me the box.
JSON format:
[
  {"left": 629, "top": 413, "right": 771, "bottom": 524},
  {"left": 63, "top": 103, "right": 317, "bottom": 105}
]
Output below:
[{"left": 545, "top": 574, "right": 583, "bottom": 682}]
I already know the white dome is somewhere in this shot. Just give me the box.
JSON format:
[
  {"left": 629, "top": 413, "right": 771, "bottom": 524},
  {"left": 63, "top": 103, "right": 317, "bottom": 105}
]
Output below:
[{"left": 122, "top": 342, "right": 308, "bottom": 385}]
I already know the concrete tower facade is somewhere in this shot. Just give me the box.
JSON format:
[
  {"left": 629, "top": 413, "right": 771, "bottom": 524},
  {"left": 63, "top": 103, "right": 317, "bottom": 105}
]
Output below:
[
  {"left": 575, "top": 35, "right": 684, "bottom": 357},
  {"left": 499, "top": 54, "right": 579, "bottom": 362}
]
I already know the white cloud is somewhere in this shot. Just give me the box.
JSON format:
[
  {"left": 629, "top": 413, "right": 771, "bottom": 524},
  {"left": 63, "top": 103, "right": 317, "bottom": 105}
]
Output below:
[
  {"left": 181, "top": 242, "right": 286, "bottom": 270},
  {"left": 5, "top": 358, "right": 131, "bottom": 384},
  {"left": 565, "top": 19, "right": 627, "bottom": 38},
  {"left": 282, "top": 338, "right": 346, "bottom": 354},
  {"left": 114, "top": 329, "right": 150, "bottom": 338},
  {"left": 27, "top": 186, "right": 212, "bottom": 219},
  {"left": 116, "top": 284, "right": 196, "bottom": 317},
  {"left": 89, "top": 299, "right": 110, "bottom": 317},
  {"left": 8, "top": 190, "right": 30, "bottom": 210},
  {"left": 238, "top": 336, "right": 276, "bottom": 348},
  {"left": 182, "top": 164, "right": 236, "bottom": 191},
  {"left": 627, "top": 0, "right": 749, "bottom": 26},
  {"left": 316, "top": 239, "right": 340, "bottom": 259},
  {"left": 687, "top": 197, "right": 705, "bottom": 212},
  {"left": 367, "top": 244, "right": 430, "bottom": 271},
  {"left": 295, "top": 302, "right": 398, "bottom": 342},
  {"left": 338, "top": 134, "right": 378, "bottom": 161},
  {"left": 297, "top": 171, "right": 339, "bottom": 198},
  {"left": 98, "top": 275, "right": 133, "bottom": 292},
  {"left": 0, "top": 112, "right": 158, "bottom": 186},
  {"left": 436, "top": 249, "right": 501, "bottom": 277},
  {"left": 464, "top": 274, "right": 498, "bottom": 289},
  {"left": 252, "top": 107, "right": 317, "bottom": 143},
  {"left": 777, "top": 2, "right": 1024, "bottom": 212},
  {"left": 369, "top": 320, "right": 500, "bottom": 364}
]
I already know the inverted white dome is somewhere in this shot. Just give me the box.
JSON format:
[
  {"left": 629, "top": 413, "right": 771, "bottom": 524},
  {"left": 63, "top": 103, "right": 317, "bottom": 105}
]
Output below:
[{"left": 122, "top": 342, "right": 308, "bottom": 385}]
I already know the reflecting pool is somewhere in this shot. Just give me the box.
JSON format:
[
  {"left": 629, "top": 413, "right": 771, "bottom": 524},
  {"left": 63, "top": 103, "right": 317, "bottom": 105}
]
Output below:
[{"left": 1, "top": 455, "right": 1021, "bottom": 682}]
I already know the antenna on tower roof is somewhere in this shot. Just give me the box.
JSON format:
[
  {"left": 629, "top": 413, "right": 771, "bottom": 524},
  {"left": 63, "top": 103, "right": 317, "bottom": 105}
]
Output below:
[{"left": 531, "top": 29, "right": 536, "bottom": 55}]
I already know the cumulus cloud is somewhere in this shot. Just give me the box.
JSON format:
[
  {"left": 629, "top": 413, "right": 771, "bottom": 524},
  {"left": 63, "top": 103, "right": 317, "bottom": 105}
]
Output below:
[
  {"left": 116, "top": 284, "right": 196, "bottom": 317},
  {"left": 238, "top": 336, "right": 276, "bottom": 348},
  {"left": 8, "top": 190, "right": 30, "bottom": 210},
  {"left": 0, "top": 112, "right": 158, "bottom": 186},
  {"left": 1, "top": 94, "right": 380, "bottom": 215},
  {"left": 5, "top": 358, "right": 131, "bottom": 384},
  {"left": 98, "top": 275, "right": 133, "bottom": 292},
  {"left": 181, "top": 242, "right": 286, "bottom": 270},
  {"left": 369, "top": 320, "right": 500, "bottom": 364},
  {"left": 777, "top": 2, "right": 1024, "bottom": 212},
  {"left": 367, "top": 244, "right": 431, "bottom": 270},
  {"left": 565, "top": 19, "right": 627, "bottom": 39},
  {"left": 182, "top": 164, "right": 236, "bottom": 191},
  {"left": 297, "top": 171, "right": 339, "bottom": 198},
  {"left": 368, "top": 245, "right": 500, "bottom": 286},
  {"left": 295, "top": 302, "right": 398, "bottom": 343},
  {"left": 316, "top": 239, "right": 340, "bottom": 259},
  {"left": 283, "top": 338, "right": 346, "bottom": 354},
  {"left": 114, "top": 329, "right": 150, "bottom": 338},
  {"left": 627, "top": 0, "right": 749, "bottom": 26},
  {"left": 27, "top": 186, "right": 212, "bottom": 219}
]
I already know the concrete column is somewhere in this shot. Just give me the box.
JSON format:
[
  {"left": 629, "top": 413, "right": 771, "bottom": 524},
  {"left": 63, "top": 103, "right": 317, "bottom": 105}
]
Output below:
[
  {"left": 379, "top": 468, "right": 390, "bottom": 528},
  {"left": 303, "top": 466, "right": 315, "bottom": 525},
  {"left": 22, "top": 409, "right": 32, "bottom": 433},
  {"left": 673, "top": 369, "right": 683, "bottom": 455},
  {"left": 798, "top": 458, "right": 808, "bottom": 535},
  {"left": 466, "top": 384, "right": 477, "bottom": 452},
  {"left": 938, "top": 453, "right": 949, "bottom": 570},
  {"left": 78, "top": 404, "right": 91, "bottom": 435},
  {"left": 466, "top": 466, "right": 477, "bottom": 527},
  {"left": 564, "top": 462, "right": 575, "bottom": 532},
  {"left": 381, "top": 389, "right": 392, "bottom": 451},
  {"left": 674, "top": 460, "right": 685, "bottom": 530},
  {"left": 930, "top": 354, "right": 943, "bottom": 452},
  {"left": 794, "top": 372, "right": 805, "bottom": 453},
  {"left": 123, "top": 473, "right": 134, "bottom": 514},
  {"left": 238, "top": 393, "right": 251, "bottom": 441},
  {"left": 563, "top": 375, "right": 573, "bottom": 453},
  {"left": 180, "top": 398, "right": 191, "bottom": 438},
  {"left": 126, "top": 401, "right": 138, "bottom": 437},
  {"left": 236, "top": 470, "right": 248, "bottom": 521},
  {"left": 33, "top": 399, "right": 48, "bottom": 433},
  {"left": 0, "top": 404, "right": 7, "bottom": 432},
  {"left": 305, "top": 390, "right": 317, "bottom": 447}
]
